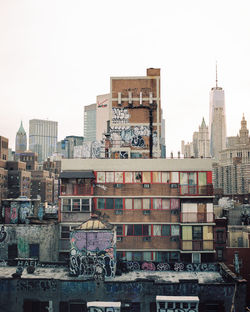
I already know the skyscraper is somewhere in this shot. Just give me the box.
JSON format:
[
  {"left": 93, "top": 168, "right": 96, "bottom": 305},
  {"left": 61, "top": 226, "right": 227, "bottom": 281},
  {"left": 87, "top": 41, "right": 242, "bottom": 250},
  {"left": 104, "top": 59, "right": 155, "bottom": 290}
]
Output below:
[
  {"left": 15, "top": 121, "right": 27, "bottom": 153},
  {"left": 84, "top": 104, "right": 96, "bottom": 142},
  {"left": 29, "top": 119, "right": 58, "bottom": 162},
  {"left": 209, "top": 66, "right": 226, "bottom": 160}
]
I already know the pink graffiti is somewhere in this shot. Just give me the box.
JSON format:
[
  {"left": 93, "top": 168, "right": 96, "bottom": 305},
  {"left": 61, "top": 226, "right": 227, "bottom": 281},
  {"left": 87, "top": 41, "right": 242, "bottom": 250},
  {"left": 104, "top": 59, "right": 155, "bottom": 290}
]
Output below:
[{"left": 141, "top": 262, "right": 156, "bottom": 271}]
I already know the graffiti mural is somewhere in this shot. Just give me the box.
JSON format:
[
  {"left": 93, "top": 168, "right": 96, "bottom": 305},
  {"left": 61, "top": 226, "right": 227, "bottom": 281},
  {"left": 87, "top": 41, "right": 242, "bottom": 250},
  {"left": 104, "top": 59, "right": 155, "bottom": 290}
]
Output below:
[
  {"left": 19, "top": 202, "right": 32, "bottom": 224},
  {"left": 125, "top": 261, "right": 219, "bottom": 272},
  {"left": 110, "top": 125, "right": 158, "bottom": 149},
  {"left": 0, "top": 226, "right": 7, "bottom": 243},
  {"left": 10, "top": 202, "right": 18, "bottom": 224},
  {"left": 70, "top": 230, "right": 116, "bottom": 279},
  {"left": 91, "top": 141, "right": 101, "bottom": 159},
  {"left": 112, "top": 108, "right": 130, "bottom": 124}
]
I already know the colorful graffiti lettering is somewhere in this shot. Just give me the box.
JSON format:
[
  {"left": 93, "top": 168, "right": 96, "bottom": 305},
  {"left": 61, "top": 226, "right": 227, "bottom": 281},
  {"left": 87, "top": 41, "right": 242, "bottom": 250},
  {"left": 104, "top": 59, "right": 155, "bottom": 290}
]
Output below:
[{"left": 18, "top": 237, "right": 29, "bottom": 255}]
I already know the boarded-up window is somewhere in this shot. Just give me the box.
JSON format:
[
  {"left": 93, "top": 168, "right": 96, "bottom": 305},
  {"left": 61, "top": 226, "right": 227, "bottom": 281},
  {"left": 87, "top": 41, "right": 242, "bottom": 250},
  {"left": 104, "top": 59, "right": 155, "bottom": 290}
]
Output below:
[
  {"left": 115, "top": 172, "right": 123, "bottom": 183},
  {"left": 125, "top": 172, "right": 133, "bottom": 183},
  {"left": 182, "top": 241, "right": 192, "bottom": 250},
  {"left": 142, "top": 172, "right": 151, "bottom": 183},
  {"left": 125, "top": 198, "right": 133, "bottom": 209},
  {"left": 97, "top": 172, "right": 105, "bottom": 183},
  {"left": 203, "top": 241, "right": 213, "bottom": 250},
  {"left": 152, "top": 172, "right": 161, "bottom": 183}
]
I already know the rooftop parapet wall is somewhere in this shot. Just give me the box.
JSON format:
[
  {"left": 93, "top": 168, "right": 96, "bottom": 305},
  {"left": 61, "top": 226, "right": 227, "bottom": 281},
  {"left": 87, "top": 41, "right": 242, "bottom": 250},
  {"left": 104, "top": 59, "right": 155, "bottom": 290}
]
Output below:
[{"left": 62, "top": 159, "right": 213, "bottom": 172}]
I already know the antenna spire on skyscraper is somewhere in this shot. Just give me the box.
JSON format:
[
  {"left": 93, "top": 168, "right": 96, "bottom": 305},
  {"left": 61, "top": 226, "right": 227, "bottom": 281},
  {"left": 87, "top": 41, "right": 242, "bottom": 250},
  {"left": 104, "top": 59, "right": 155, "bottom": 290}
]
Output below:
[{"left": 216, "top": 61, "right": 218, "bottom": 88}]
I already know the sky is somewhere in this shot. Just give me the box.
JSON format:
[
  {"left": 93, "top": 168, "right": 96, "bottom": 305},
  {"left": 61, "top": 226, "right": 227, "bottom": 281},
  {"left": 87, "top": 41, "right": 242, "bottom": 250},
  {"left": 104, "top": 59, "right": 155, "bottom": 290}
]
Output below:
[{"left": 0, "top": 0, "right": 250, "bottom": 156}]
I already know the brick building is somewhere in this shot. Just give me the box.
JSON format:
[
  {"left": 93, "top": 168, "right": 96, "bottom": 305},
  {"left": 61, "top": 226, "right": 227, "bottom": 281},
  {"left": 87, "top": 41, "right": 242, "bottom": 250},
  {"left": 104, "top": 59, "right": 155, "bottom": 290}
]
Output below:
[
  {"left": 108, "top": 68, "right": 164, "bottom": 159},
  {"left": 7, "top": 161, "right": 31, "bottom": 199},
  {"left": 0, "top": 136, "right": 8, "bottom": 161},
  {"left": 30, "top": 170, "right": 54, "bottom": 204},
  {"left": 59, "top": 159, "right": 214, "bottom": 263}
]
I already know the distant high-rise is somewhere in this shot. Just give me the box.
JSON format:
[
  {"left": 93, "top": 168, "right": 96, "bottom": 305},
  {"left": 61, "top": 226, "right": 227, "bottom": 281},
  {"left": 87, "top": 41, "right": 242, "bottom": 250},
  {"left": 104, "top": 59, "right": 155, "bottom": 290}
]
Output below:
[
  {"left": 15, "top": 121, "right": 27, "bottom": 153},
  {"left": 84, "top": 104, "right": 96, "bottom": 142},
  {"left": 29, "top": 119, "right": 58, "bottom": 162},
  {"left": 209, "top": 65, "right": 226, "bottom": 160}
]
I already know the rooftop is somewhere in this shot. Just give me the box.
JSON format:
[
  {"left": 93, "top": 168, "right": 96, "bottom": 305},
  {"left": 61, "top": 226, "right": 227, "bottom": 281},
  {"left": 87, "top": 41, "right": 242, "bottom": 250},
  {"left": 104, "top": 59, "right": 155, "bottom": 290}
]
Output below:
[{"left": 0, "top": 266, "right": 225, "bottom": 284}]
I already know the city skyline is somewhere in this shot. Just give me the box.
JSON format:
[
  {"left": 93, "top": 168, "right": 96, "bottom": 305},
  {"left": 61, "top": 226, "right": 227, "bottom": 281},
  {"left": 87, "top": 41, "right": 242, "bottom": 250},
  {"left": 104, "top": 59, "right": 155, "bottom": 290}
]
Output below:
[{"left": 0, "top": 0, "right": 250, "bottom": 155}]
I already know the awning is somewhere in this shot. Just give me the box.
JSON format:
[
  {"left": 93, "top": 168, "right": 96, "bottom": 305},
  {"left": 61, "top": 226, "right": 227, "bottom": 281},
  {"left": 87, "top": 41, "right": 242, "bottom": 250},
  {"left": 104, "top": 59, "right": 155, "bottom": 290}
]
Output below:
[{"left": 59, "top": 171, "right": 95, "bottom": 179}]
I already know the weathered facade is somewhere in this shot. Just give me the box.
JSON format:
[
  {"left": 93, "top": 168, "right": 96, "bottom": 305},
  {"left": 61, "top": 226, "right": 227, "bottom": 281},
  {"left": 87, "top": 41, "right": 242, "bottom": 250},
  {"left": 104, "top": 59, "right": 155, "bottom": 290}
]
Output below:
[
  {"left": 0, "top": 263, "right": 247, "bottom": 312},
  {"left": 59, "top": 159, "right": 215, "bottom": 264}
]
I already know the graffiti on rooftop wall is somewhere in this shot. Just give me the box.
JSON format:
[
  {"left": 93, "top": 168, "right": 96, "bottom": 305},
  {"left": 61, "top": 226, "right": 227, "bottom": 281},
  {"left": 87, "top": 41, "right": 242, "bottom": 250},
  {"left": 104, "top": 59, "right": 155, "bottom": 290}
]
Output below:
[
  {"left": 10, "top": 202, "right": 18, "bottom": 224},
  {"left": 125, "top": 261, "right": 218, "bottom": 272},
  {"left": 110, "top": 125, "right": 158, "bottom": 149},
  {"left": 91, "top": 141, "right": 101, "bottom": 159},
  {"left": 70, "top": 230, "right": 116, "bottom": 279}
]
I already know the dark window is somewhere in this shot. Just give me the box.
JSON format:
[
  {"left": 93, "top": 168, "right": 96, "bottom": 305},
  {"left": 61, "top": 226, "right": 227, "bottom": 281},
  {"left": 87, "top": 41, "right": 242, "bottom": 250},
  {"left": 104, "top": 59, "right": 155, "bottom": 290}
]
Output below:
[
  {"left": 114, "top": 198, "right": 123, "bottom": 209},
  {"left": 8, "top": 244, "right": 18, "bottom": 259},
  {"left": 127, "top": 225, "right": 133, "bottom": 236},
  {"left": 61, "top": 226, "right": 70, "bottom": 239},
  {"left": 106, "top": 198, "right": 114, "bottom": 209},
  {"left": 133, "top": 252, "right": 142, "bottom": 261},
  {"left": 116, "top": 225, "right": 123, "bottom": 236},
  {"left": 29, "top": 244, "right": 39, "bottom": 259},
  {"left": 97, "top": 198, "right": 105, "bottom": 209},
  {"left": 23, "top": 300, "right": 49, "bottom": 312},
  {"left": 134, "top": 225, "right": 142, "bottom": 236},
  {"left": 162, "top": 225, "right": 170, "bottom": 236},
  {"left": 216, "top": 231, "right": 224, "bottom": 243},
  {"left": 81, "top": 199, "right": 89, "bottom": 211},
  {"left": 142, "top": 225, "right": 150, "bottom": 236},
  {"left": 193, "top": 226, "right": 202, "bottom": 240}
]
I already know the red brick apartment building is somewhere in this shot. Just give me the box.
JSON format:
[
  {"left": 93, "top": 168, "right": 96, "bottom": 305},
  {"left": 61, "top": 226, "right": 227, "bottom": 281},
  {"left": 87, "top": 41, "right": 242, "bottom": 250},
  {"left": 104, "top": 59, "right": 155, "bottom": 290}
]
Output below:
[{"left": 58, "top": 159, "right": 214, "bottom": 263}]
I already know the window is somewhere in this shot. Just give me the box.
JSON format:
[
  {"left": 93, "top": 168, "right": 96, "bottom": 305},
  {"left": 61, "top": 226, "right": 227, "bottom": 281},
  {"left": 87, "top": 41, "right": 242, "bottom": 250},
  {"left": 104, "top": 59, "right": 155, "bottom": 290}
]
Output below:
[
  {"left": 134, "top": 199, "right": 142, "bottom": 209},
  {"left": 170, "top": 198, "right": 179, "bottom": 210},
  {"left": 162, "top": 199, "right": 170, "bottom": 209},
  {"left": 8, "top": 244, "right": 18, "bottom": 259},
  {"left": 217, "top": 248, "right": 224, "bottom": 261},
  {"left": 216, "top": 231, "right": 224, "bottom": 243},
  {"left": 198, "top": 172, "right": 207, "bottom": 186},
  {"left": 193, "top": 226, "right": 202, "bottom": 240},
  {"left": 125, "top": 198, "right": 133, "bottom": 209},
  {"left": 171, "top": 225, "right": 180, "bottom": 236},
  {"left": 97, "top": 172, "right": 105, "bottom": 183},
  {"left": 72, "top": 199, "right": 80, "bottom": 211},
  {"left": 171, "top": 172, "right": 179, "bottom": 183},
  {"left": 162, "top": 225, "right": 170, "bottom": 236},
  {"left": 134, "top": 172, "right": 142, "bottom": 183},
  {"left": 142, "top": 198, "right": 151, "bottom": 210},
  {"left": 142, "top": 172, "right": 151, "bottom": 183},
  {"left": 152, "top": 172, "right": 161, "bottom": 183},
  {"left": 29, "top": 244, "right": 39, "bottom": 259},
  {"left": 114, "top": 198, "right": 123, "bottom": 209},
  {"left": 106, "top": 172, "right": 114, "bottom": 183},
  {"left": 153, "top": 198, "right": 161, "bottom": 209},
  {"left": 61, "top": 226, "right": 70, "bottom": 239},
  {"left": 125, "top": 224, "right": 151, "bottom": 236},
  {"left": 116, "top": 225, "right": 123, "bottom": 236},
  {"left": 81, "top": 199, "right": 89, "bottom": 211},
  {"left": 106, "top": 198, "right": 114, "bottom": 209},
  {"left": 62, "top": 199, "right": 71, "bottom": 211},
  {"left": 97, "top": 198, "right": 105, "bottom": 209},
  {"left": 162, "top": 172, "right": 170, "bottom": 183},
  {"left": 115, "top": 172, "right": 123, "bottom": 183},
  {"left": 125, "top": 172, "right": 133, "bottom": 183}
]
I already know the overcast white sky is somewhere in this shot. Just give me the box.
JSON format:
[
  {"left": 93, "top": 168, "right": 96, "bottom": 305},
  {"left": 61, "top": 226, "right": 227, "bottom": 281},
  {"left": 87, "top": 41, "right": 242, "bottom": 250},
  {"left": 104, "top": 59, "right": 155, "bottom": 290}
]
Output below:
[{"left": 0, "top": 0, "right": 250, "bottom": 156}]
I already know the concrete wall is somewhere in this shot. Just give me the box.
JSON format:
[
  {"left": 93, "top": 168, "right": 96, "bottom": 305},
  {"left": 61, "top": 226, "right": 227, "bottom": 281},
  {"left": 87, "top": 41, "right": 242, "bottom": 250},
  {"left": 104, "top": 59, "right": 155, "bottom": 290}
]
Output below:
[
  {"left": 0, "top": 223, "right": 59, "bottom": 262},
  {"left": 0, "top": 276, "right": 246, "bottom": 312}
]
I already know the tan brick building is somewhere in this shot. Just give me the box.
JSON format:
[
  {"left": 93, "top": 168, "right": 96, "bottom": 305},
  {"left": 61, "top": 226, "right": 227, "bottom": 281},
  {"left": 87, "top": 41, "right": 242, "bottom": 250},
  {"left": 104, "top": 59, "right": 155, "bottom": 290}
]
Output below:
[{"left": 108, "top": 68, "right": 163, "bottom": 159}]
